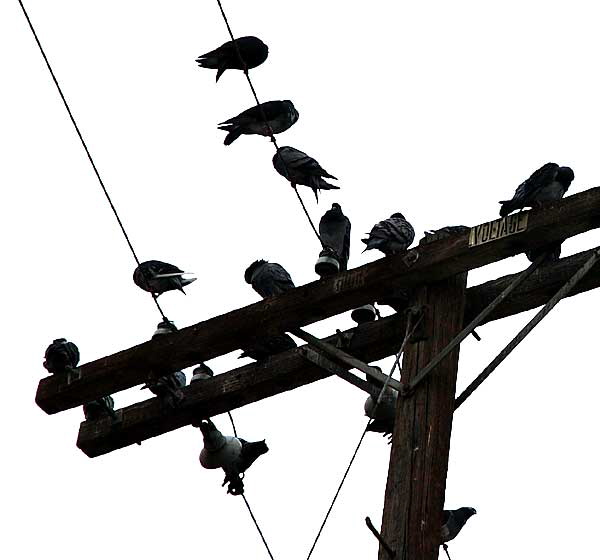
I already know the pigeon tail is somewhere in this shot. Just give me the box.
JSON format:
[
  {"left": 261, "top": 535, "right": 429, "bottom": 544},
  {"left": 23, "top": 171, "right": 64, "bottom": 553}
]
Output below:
[
  {"left": 224, "top": 128, "right": 243, "bottom": 145},
  {"left": 499, "top": 200, "right": 518, "bottom": 217}
]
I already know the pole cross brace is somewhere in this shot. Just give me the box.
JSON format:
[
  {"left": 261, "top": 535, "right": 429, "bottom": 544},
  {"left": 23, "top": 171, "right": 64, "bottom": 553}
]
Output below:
[
  {"left": 292, "top": 327, "right": 402, "bottom": 392},
  {"left": 402, "top": 253, "right": 546, "bottom": 396}
]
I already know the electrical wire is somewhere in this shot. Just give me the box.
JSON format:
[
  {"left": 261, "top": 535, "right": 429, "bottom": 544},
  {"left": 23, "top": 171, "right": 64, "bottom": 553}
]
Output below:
[
  {"left": 17, "top": 0, "right": 169, "bottom": 322},
  {"left": 242, "top": 494, "right": 276, "bottom": 560},
  {"left": 214, "top": 0, "right": 325, "bottom": 249}
]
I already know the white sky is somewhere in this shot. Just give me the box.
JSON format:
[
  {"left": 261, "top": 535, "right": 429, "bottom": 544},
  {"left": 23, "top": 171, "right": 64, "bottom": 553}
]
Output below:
[{"left": 2, "top": 1, "right": 600, "bottom": 559}]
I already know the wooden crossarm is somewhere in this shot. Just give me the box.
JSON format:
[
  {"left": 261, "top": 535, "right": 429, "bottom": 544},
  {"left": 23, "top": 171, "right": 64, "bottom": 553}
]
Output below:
[
  {"left": 76, "top": 248, "right": 600, "bottom": 457},
  {"left": 38, "top": 187, "right": 600, "bottom": 414}
]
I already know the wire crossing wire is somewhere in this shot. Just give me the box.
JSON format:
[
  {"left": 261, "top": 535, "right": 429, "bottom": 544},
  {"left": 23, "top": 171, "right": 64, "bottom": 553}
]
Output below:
[
  {"left": 17, "top": 0, "right": 169, "bottom": 322},
  {"left": 304, "top": 314, "right": 423, "bottom": 560},
  {"left": 242, "top": 494, "right": 276, "bottom": 560},
  {"left": 214, "top": 0, "right": 325, "bottom": 249}
]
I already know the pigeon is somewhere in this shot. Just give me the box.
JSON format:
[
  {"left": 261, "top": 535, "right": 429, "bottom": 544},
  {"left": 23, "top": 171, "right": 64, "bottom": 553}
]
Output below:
[
  {"left": 362, "top": 213, "right": 415, "bottom": 256},
  {"left": 83, "top": 395, "right": 117, "bottom": 422},
  {"left": 142, "top": 321, "right": 186, "bottom": 407},
  {"left": 423, "top": 225, "right": 470, "bottom": 242},
  {"left": 239, "top": 333, "right": 297, "bottom": 360},
  {"left": 218, "top": 100, "right": 299, "bottom": 145},
  {"left": 245, "top": 259, "right": 295, "bottom": 298},
  {"left": 199, "top": 419, "right": 269, "bottom": 495},
  {"left": 196, "top": 36, "right": 268, "bottom": 82},
  {"left": 43, "top": 338, "right": 80, "bottom": 375},
  {"left": 441, "top": 507, "right": 477, "bottom": 543},
  {"left": 499, "top": 163, "right": 574, "bottom": 217},
  {"left": 526, "top": 240, "right": 562, "bottom": 263},
  {"left": 273, "top": 146, "right": 339, "bottom": 201},
  {"left": 133, "top": 260, "right": 196, "bottom": 297},
  {"left": 191, "top": 363, "right": 214, "bottom": 383},
  {"left": 319, "top": 203, "right": 351, "bottom": 271}
]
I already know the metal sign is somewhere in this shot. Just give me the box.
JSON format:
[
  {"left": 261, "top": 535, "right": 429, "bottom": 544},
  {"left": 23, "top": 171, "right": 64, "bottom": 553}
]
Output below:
[{"left": 469, "top": 212, "right": 529, "bottom": 247}]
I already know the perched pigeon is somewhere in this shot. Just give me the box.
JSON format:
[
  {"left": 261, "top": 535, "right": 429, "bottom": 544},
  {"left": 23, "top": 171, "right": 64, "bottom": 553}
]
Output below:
[
  {"left": 83, "top": 395, "right": 117, "bottom": 422},
  {"left": 191, "top": 363, "right": 214, "bottom": 383},
  {"left": 245, "top": 259, "right": 295, "bottom": 298},
  {"left": 218, "top": 100, "right": 298, "bottom": 145},
  {"left": 319, "top": 203, "right": 351, "bottom": 271},
  {"left": 499, "top": 163, "right": 574, "bottom": 217},
  {"left": 239, "top": 333, "right": 297, "bottom": 360},
  {"left": 199, "top": 419, "right": 269, "bottom": 495},
  {"left": 133, "top": 260, "right": 196, "bottom": 297},
  {"left": 526, "top": 241, "right": 562, "bottom": 263},
  {"left": 142, "top": 321, "right": 186, "bottom": 407},
  {"left": 441, "top": 507, "right": 477, "bottom": 543},
  {"left": 43, "top": 338, "right": 80, "bottom": 375},
  {"left": 196, "top": 36, "right": 268, "bottom": 82},
  {"left": 273, "top": 146, "right": 339, "bottom": 201},
  {"left": 362, "top": 213, "right": 415, "bottom": 256},
  {"left": 423, "top": 225, "right": 470, "bottom": 242}
]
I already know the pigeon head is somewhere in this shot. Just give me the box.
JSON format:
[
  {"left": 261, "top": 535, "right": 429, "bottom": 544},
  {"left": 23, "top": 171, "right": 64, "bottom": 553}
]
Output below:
[
  {"left": 283, "top": 100, "right": 299, "bottom": 123},
  {"left": 390, "top": 212, "right": 406, "bottom": 220},
  {"left": 152, "top": 320, "right": 177, "bottom": 338},
  {"left": 457, "top": 507, "right": 477, "bottom": 519},
  {"left": 244, "top": 260, "right": 267, "bottom": 284},
  {"left": 557, "top": 166, "right": 574, "bottom": 189}
]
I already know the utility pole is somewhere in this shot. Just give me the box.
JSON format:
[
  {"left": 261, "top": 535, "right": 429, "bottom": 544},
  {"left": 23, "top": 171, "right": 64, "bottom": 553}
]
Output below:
[
  {"left": 33, "top": 187, "right": 600, "bottom": 560},
  {"left": 378, "top": 273, "right": 467, "bottom": 560}
]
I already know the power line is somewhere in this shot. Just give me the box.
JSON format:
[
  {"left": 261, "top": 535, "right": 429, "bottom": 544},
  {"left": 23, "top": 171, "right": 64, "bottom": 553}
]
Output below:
[
  {"left": 17, "top": 0, "right": 169, "bottom": 322},
  {"left": 214, "top": 0, "right": 325, "bottom": 249},
  {"left": 242, "top": 494, "right": 277, "bottom": 560}
]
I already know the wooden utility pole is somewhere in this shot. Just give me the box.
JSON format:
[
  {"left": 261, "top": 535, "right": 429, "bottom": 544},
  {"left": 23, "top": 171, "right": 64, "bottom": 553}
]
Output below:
[
  {"left": 378, "top": 274, "right": 467, "bottom": 560},
  {"left": 33, "top": 187, "right": 600, "bottom": 560}
]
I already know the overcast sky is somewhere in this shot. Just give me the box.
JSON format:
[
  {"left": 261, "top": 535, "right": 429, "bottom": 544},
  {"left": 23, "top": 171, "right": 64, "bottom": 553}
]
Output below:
[{"left": 3, "top": 1, "right": 600, "bottom": 559}]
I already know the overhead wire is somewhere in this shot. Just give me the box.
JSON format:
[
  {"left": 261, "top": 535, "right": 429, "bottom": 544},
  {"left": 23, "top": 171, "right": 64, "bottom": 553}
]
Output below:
[
  {"left": 17, "top": 0, "right": 169, "bottom": 323},
  {"left": 214, "top": 0, "right": 325, "bottom": 249}
]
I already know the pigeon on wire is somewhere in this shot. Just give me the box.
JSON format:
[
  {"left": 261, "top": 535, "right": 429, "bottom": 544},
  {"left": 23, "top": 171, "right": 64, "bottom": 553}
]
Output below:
[
  {"left": 196, "top": 36, "right": 268, "bottom": 82},
  {"left": 273, "top": 146, "right": 339, "bottom": 201},
  {"left": 43, "top": 338, "right": 80, "bottom": 375},
  {"left": 83, "top": 395, "right": 118, "bottom": 422},
  {"left": 133, "top": 260, "right": 196, "bottom": 297},
  {"left": 191, "top": 363, "right": 214, "bottom": 384},
  {"left": 198, "top": 418, "right": 269, "bottom": 495},
  {"left": 316, "top": 203, "right": 351, "bottom": 276},
  {"left": 239, "top": 333, "right": 297, "bottom": 360},
  {"left": 441, "top": 507, "right": 477, "bottom": 543},
  {"left": 245, "top": 259, "right": 295, "bottom": 298},
  {"left": 141, "top": 320, "right": 186, "bottom": 408},
  {"left": 362, "top": 213, "right": 415, "bottom": 256},
  {"left": 499, "top": 162, "right": 574, "bottom": 217},
  {"left": 219, "top": 100, "right": 299, "bottom": 145}
]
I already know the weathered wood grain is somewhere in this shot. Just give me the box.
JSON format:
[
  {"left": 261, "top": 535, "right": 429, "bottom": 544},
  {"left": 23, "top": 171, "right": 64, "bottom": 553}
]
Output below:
[
  {"left": 378, "top": 275, "right": 467, "bottom": 560},
  {"left": 36, "top": 187, "right": 600, "bottom": 414}
]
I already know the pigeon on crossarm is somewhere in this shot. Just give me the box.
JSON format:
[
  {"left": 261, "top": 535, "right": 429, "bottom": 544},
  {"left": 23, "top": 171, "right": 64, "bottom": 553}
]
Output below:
[
  {"left": 499, "top": 163, "right": 574, "bottom": 217},
  {"left": 245, "top": 259, "right": 295, "bottom": 298},
  {"left": 43, "top": 338, "right": 80, "bottom": 375},
  {"left": 196, "top": 36, "right": 268, "bottom": 82},
  {"left": 219, "top": 100, "right": 299, "bottom": 145},
  {"left": 133, "top": 260, "right": 196, "bottom": 297},
  {"left": 318, "top": 203, "right": 351, "bottom": 271},
  {"left": 239, "top": 333, "right": 297, "bottom": 360},
  {"left": 441, "top": 507, "right": 477, "bottom": 543},
  {"left": 273, "top": 146, "right": 339, "bottom": 201},
  {"left": 362, "top": 213, "right": 415, "bottom": 256}
]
